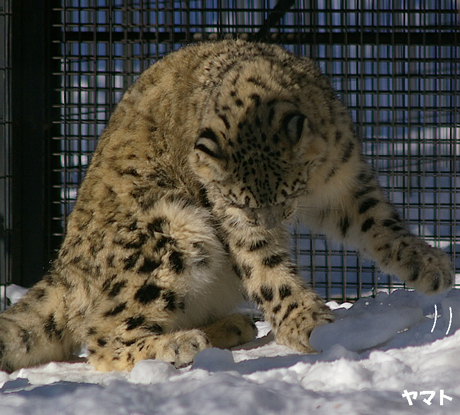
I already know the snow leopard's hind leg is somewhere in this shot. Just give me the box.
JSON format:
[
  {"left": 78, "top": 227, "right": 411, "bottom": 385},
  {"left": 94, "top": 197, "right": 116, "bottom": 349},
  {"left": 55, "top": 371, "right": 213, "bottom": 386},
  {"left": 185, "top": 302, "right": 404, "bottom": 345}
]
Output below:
[{"left": 84, "top": 199, "right": 256, "bottom": 371}]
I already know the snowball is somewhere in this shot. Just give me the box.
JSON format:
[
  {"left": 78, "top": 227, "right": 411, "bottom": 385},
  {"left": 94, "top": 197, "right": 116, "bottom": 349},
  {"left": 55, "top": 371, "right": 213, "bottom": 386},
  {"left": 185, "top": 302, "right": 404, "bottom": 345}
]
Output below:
[
  {"left": 191, "top": 348, "right": 237, "bottom": 372},
  {"left": 310, "top": 303, "right": 424, "bottom": 353},
  {"left": 129, "top": 359, "right": 177, "bottom": 385}
]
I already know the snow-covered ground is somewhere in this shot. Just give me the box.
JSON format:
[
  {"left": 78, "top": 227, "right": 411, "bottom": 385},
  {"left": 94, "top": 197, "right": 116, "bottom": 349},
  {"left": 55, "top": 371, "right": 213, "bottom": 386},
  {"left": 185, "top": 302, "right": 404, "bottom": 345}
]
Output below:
[{"left": 1, "top": 285, "right": 460, "bottom": 415}]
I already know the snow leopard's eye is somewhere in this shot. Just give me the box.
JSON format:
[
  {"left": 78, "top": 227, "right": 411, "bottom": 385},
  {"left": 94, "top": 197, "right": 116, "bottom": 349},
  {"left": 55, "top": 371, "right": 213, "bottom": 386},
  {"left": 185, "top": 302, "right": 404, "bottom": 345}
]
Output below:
[
  {"left": 195, "top": 128, "right": 225, "bottom": 159},
  {"left": 282, "top": 113, "right": 305, "bottom": 145}
]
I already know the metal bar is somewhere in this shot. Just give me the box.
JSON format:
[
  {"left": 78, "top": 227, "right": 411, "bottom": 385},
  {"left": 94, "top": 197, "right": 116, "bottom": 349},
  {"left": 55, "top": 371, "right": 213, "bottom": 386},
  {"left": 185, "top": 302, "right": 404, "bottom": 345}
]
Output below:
[
  {"left": 0, "top": 0, "right": 12, "bottom": 293},
  {"left": 55, "top": 31, "right": 459, "bottom": 46},
  {"left": 11, "top": 0, "right": 47, "bottom": 286},
  {"left": 254, "top": 0, "right": 295, "bottom": 41}
]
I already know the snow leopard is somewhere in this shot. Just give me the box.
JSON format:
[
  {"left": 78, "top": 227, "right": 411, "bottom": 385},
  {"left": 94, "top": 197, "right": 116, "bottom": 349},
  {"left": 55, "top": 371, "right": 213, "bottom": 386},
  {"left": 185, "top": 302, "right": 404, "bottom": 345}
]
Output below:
[{"left": 0, "top": 40, "right": 453, "bottom": 372}]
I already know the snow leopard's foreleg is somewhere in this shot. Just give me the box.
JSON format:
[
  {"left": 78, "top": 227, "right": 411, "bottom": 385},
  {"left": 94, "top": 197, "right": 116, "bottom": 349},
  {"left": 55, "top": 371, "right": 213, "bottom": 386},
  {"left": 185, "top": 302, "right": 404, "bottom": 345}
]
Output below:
[
  {"left": 300, "top": 160, "right": 453, "bottom": 295},
  {"left": 222, "top": 221, "right": 334, "bottom": 354}
]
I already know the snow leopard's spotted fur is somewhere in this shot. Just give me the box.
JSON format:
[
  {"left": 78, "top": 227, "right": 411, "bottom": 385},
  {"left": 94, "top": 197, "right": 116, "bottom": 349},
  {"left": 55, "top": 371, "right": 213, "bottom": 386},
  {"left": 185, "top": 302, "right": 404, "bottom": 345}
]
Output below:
[{"left": 0, "top": 40, "right": 453, "bottom": 372}]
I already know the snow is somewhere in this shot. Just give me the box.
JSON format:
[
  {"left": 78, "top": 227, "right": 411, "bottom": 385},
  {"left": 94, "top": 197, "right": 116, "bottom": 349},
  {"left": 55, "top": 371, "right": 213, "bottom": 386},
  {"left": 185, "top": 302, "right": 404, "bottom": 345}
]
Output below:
[{"left": 1, "top": 285, "right": 460, "bottom": 414}]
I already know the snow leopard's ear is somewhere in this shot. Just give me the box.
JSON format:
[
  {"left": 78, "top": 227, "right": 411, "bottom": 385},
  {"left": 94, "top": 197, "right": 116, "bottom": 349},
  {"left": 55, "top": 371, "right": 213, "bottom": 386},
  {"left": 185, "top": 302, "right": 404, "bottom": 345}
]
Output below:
[
  {"left": 194, "top": 128, "right": 225, "bottom": 160},
  {"left": 282, "top": 113, "right": 306, "bottom": 145}
]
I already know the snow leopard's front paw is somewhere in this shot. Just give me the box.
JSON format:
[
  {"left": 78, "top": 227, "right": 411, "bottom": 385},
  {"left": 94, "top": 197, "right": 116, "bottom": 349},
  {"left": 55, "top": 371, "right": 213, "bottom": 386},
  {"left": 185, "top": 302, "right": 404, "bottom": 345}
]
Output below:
[
  {"left": 391, "top": 238, "right": 453, "bottom": 295},
  {"left": 273, "top": 293, "right": 334, "bottom": 353},
  {"left": 156, "top": 329, "right": 212, "bottom": 368},
  {"left": 201, "top": 313, "right": 258, "bottom": 349}
]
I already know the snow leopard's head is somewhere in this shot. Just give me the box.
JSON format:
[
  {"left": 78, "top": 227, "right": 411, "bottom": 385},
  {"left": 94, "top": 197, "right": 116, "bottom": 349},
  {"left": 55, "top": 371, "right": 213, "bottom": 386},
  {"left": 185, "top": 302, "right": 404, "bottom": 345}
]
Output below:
[{"left": 189, "top": 48, "right": 333, "bottom": 229}]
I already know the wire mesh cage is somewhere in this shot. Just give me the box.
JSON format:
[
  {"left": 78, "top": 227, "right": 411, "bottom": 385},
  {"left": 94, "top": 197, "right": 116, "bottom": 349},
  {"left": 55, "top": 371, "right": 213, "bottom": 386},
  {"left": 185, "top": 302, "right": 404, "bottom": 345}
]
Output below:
[{"left": 2, "top": 1, "right": 459, "bottom": 303}]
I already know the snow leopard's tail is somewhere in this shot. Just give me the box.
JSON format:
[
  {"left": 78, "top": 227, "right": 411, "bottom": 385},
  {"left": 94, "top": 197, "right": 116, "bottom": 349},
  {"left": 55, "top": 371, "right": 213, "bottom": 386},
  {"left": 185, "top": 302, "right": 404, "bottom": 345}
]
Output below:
[{"left": 0, "top": 275, "right": 78, "bottom": 372}]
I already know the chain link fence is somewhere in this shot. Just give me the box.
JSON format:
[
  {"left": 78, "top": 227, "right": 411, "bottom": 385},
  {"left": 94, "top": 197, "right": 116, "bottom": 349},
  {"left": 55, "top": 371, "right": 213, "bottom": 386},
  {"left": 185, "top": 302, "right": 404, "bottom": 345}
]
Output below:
[{"left": 1, "top": 1, "right": 459, "bottom": 303}]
